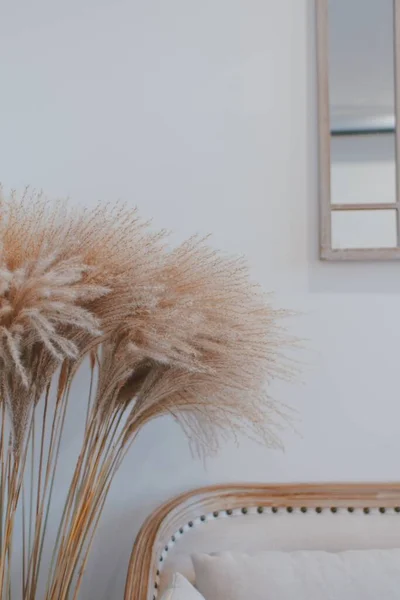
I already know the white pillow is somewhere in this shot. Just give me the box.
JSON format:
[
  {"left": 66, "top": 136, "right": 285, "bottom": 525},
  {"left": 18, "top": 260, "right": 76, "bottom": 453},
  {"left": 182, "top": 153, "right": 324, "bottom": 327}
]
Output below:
[
  {"left": 192, "top": 549, "right": 400, "bottom": 600},
  {"left": 160, "top": 572, "right": 205, "bottom": 600}
]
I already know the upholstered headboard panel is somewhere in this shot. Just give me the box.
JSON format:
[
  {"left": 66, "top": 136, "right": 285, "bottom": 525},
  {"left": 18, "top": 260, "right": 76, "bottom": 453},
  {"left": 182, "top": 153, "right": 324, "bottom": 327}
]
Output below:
[{"left": 124, "top": 483, "right": 400, "bottom": 600}]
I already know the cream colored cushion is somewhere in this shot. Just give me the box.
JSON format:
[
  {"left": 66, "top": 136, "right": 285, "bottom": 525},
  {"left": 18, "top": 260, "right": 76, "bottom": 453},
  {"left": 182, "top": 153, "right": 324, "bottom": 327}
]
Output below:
[
  {"left": 192, "top": 549, "right": 400, "bottom": 600},
  {"left": 160, "top": 572, "right": 205, "bottom": 600}
]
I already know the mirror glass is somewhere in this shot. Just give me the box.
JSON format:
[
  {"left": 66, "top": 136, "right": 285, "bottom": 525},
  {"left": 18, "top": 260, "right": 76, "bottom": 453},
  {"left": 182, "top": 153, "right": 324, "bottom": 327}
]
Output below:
[
  {"left": 331, "top": 209, "right": 397, "bottom": 249},
  {"left": 328, "top": 0, "right": 398, "bottom": 250}
]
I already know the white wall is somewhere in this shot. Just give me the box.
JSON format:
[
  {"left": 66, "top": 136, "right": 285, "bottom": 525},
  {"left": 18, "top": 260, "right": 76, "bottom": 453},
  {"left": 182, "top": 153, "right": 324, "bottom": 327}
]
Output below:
[{"left": 2, "top": 0, "right": 400, "bottom": 597}]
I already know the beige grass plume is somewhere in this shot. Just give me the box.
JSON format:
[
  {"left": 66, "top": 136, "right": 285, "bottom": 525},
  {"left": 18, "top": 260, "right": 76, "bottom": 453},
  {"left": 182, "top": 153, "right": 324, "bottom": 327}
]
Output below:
[
  {"left": 95, "top": 236, "right": 294, "bottom": 454},
  {"left": 0, "top": 189, "right": 296, "bottom": 599},
  {"left": 0, "top": 190, "right": 165, "bottom": 451}
]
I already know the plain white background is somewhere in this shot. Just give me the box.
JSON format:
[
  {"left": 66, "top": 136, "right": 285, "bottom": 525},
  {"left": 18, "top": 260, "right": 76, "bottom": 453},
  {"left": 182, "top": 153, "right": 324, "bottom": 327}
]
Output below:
[{"left": 2, "top": 0, "right": 400, "bottom": 597}]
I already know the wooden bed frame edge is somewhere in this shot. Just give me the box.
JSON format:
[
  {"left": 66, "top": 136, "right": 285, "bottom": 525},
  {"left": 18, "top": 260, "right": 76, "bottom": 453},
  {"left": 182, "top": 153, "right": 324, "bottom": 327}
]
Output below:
[{"left": 124, "top": 482, "right": 400, "bottom": 599}]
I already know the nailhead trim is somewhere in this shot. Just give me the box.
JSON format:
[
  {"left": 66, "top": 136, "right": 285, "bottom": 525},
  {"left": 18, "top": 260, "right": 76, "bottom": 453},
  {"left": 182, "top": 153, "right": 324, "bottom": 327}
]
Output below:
[{"left": 152, "top": 505, "right": 399, "bottom": 598}]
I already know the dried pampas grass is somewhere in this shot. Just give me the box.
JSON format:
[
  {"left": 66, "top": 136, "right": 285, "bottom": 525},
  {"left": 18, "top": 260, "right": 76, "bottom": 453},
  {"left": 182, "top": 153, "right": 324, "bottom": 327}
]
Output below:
[{"left": 0, "top": 189, "right": 296, "bottom": 599}]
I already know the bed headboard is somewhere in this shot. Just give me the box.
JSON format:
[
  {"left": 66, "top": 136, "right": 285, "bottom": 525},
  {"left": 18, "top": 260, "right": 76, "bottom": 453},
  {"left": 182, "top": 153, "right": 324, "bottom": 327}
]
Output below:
[{"left": 124, "top": 483, "right": 400, "bottom": 600}]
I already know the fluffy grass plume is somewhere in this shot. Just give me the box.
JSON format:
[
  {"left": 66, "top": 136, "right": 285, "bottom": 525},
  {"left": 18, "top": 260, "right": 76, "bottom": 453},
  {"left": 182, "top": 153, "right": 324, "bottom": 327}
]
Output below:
[{"left": 0, "top": 189, "right": 295, "bottom": 599}]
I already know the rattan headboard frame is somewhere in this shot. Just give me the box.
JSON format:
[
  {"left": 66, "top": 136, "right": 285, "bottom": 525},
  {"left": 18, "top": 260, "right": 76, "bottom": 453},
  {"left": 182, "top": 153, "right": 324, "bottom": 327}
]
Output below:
[{"left": 124, "top": 482, "right": 400, "bottom": 600}]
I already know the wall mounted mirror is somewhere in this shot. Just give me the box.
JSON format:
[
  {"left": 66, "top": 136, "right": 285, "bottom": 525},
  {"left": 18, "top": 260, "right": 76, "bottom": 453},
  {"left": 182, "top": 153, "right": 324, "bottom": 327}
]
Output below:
[{"left": 317, "top": 0, "right": 400, "bottom": 260}]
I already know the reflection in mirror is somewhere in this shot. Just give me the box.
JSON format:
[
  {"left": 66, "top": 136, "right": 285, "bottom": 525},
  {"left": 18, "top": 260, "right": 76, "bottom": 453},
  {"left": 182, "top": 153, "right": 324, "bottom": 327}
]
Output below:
[
  {"left": 331, "top": 209, "right": 397, "bottom": 249},
  {"left": 318, "top": 0, "right": 400, "bottom": 259},
  {"left": 331, "top": 134, "right": 396, "bottom": 205},
  {"left": 329, "top": 0, "right": 396, "bottom": 246},
  {"left": 329, "top": 0, "right": 395, "bottom": 135}
]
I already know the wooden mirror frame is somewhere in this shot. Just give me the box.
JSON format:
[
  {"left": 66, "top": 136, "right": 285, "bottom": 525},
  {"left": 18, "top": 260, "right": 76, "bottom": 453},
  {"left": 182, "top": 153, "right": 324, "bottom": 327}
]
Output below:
[{"left": 317, "top": 0, "right": 400, "bottom": 260}]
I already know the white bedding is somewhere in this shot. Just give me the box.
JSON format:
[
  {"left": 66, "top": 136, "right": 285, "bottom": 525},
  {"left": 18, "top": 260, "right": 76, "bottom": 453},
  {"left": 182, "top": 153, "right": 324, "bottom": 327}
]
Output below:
[{"left": 192, "top": 548, "right": 400, "bottom": 600}]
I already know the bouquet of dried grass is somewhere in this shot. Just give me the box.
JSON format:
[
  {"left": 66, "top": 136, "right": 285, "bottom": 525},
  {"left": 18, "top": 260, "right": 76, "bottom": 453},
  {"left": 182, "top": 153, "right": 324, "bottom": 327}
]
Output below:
[{"left": 0, "top": 189, "right": 294, "bottom": 599}]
